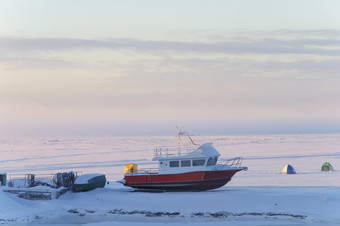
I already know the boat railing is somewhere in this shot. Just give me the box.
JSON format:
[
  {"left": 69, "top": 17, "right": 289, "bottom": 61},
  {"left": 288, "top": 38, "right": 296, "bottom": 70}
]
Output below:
[
  {"left": 136, "top": 168, "right": 159, "bottom": 174},
  {"left": 153, "top": 145, "right": 198, "bottom": 158},
  {"left": 218, "top": 157, "right": 244, "bottom": 168},
  {"left": 7, "top": 172, "right": 82, "bottom": 188}
]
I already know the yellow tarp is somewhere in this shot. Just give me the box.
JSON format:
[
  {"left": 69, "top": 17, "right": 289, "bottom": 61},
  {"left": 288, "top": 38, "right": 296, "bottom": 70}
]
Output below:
[{"left": 124, "top": 163, "right": 137, "bottom": 174}]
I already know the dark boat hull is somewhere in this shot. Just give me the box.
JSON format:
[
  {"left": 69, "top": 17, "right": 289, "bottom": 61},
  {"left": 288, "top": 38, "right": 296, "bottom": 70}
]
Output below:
[{"left": 124, "top": 169, "right": 242, "bottom": 191}]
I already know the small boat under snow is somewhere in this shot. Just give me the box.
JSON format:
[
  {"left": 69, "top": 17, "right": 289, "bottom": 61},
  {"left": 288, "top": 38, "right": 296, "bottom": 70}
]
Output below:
[
  {"left": 73, "top": 173, "right": 106, "bottom": 192},
  {"left": 119, "top": 130, "right": 247, "bottom": 191}
]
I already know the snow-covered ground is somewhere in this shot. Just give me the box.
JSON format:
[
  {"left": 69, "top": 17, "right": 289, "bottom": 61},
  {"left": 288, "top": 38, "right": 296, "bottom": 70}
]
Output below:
[{"left": 1, "top": 134, "right": 340, "bottom": 225}]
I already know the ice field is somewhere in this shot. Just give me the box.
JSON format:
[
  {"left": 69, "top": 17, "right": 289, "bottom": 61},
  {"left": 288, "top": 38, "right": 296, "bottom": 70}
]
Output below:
[{"left": 1, "top": 134, "right": 340, "bottom": 225}]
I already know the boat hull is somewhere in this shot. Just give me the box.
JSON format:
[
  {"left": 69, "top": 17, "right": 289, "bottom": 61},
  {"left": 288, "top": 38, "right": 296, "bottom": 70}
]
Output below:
[{"left": 124, "top": 169, "right": 242, "bottom": 191}]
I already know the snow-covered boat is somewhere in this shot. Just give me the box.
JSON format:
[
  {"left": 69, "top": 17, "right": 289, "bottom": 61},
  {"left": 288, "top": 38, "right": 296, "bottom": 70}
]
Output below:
[
  {"left": 119, "top": 130, "right": 247, "bottom": 191},
  {"left": 73, "top": 173, "right": 106, "bottom": 192}
]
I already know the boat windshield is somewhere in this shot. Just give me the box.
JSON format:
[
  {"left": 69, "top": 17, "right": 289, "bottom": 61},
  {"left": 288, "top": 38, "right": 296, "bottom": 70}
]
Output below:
[{"left": 207, "top": 156, "right": 218, "bottom": 166}]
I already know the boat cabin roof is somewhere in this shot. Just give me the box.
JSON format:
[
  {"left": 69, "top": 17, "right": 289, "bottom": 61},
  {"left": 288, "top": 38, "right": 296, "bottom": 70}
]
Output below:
[{"left": 152, "top": 143, "right": 220, "bottom": 161}]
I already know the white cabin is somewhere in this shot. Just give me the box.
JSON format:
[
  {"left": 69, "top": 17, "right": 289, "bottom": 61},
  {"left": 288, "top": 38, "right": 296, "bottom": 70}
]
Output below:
[{"left": 152, "top": 143, "right": 226, "bottom": 174}]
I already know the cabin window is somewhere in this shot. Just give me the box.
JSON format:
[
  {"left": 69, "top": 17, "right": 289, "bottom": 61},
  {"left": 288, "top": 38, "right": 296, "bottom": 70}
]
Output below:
[
  {"left": 212, "top": 156, "right": 218, "bottom": 165},
  {"left": 170, "top": 161, "right": 179, "bottom": 167},
  {"left": 193, "top": 159, "right": 205, "bottom": 166},
  {"left": 181, "top": 160, "right": 191, "bottom": 167}
]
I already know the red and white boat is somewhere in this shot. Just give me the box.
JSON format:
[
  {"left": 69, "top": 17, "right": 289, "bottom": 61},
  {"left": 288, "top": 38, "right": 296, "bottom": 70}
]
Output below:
[{"left": 119, "top": 130, "right": 247, "bottom": 191}]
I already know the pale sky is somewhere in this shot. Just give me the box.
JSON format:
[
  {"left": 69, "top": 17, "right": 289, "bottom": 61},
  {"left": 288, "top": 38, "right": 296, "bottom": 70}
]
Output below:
[{"left": 1, "top": 0, "right": 340, "bottom": 137}]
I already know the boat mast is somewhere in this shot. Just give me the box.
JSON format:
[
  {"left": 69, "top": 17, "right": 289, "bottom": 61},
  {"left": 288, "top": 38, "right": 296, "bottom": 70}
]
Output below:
[{"left": 176, "top": 128, "right": 199, "bottom": 146}]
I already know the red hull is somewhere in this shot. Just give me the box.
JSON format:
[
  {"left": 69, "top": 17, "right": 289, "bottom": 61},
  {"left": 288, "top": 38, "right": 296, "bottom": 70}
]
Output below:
[{"left": 124, "top": 169, "right": 242, "bottom": 191}]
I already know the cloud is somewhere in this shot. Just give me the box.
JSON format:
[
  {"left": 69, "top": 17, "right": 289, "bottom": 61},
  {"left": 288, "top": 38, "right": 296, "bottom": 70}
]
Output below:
[
  {"left": 1, "top": 29, "right": 340, "bottom": 56},
  {"left": 0, "top": 55, "right": 75, "bottom": 70},
  {"left": 2, "top": 29, "right": 340, "bottom": 74},
  {"left": 1, "top": 29, "right": 340, "bottom": 136}
]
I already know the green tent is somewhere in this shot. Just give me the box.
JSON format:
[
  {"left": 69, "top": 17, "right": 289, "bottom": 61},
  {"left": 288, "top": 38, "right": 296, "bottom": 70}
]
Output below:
[{"left": 321, "top": 162, "right": 334, "bottom": 172}]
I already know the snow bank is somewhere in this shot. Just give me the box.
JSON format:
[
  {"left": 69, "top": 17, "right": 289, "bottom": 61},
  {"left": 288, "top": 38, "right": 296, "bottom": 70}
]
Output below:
[{"left": 1, "top": 183, "right": 340, "bottom": 225}]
